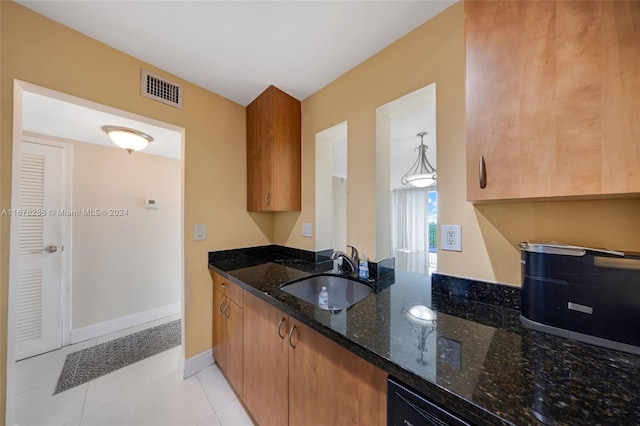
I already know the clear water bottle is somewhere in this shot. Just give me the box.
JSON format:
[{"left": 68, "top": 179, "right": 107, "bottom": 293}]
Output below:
[{"left": 318, "top": 286, "right": 329, "bottom": 308}]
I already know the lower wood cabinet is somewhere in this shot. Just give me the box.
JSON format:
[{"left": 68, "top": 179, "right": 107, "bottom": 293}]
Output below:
[
  {"left": 211, "top": 272, "right": 243, "bottom": 398},
  {"left": 242, "top": 290, "right": 288, "bottom": 425},
  {"left": 242, "top": 290, "right": 387, "bottom": 426}
]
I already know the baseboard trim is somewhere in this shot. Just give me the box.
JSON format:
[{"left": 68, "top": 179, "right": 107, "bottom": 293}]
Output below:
[
  {"left": 70, "top": 303, "right": 181, "bottom": 344},
  {"left": 183, "top": 348, "right": 214, "bottom": 378}
]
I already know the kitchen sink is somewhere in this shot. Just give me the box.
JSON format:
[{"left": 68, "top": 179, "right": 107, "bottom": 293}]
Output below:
[{"left": 280, "top": 273, "right": 373, "bottom": 311}]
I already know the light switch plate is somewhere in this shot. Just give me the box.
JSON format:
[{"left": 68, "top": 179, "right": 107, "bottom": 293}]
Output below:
[
  {"left": 302, "top": 223, "right": 312, "bottom": 238},
  {"left": 194, "top": 224, "right": 206, "bottom": 241},
  {"left": 441, "top": 225, "right": 462, "bottom": 251},
  {"left": 145, "top": 199, "right": 159, "bottom": 209}
]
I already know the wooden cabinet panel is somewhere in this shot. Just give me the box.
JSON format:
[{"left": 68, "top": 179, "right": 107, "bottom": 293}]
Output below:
[
  {"left": 246, "top": 85, "right": 301, "bottom": 211},
  {"left": 288, "top": 319, "right": 386, "bottom": 426},
  {"left": 212, "top": 287, "right": 226, "bottom": 372},
  {"left": 287, "top": 320, "right": 322, "bottom": 426},
  {"left": 226, "top": 299, "right": 243, "bottom": 399},
  {"left": 317, "top": 330, "right": 387, "bottom": 426},
  {"left": 466, "top": 1, "right": 640, "bottom": 201},
  {"left": 212, "top": 271, "right": 243, "bottom": 305},
  {"left": 242, "top": 291, "right": 289, "bottom": 426},
  {"left": 242, "top": 290, "right": 386, "bottom": 426},
  {"left": 210, "top": 271, "right": 243, "bottom": 398},
  {"left": 247, "top": 88, "right": 273, "bottom": 211}
]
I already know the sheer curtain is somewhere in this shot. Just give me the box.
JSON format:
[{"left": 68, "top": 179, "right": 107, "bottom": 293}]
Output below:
[{"left": 391, "top": 188, "right": 429, "bottom": 275}]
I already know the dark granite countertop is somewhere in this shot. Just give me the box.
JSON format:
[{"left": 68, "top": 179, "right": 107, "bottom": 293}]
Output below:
[{"left": 208, "top": 247, "right": 640, "bottom": 426}]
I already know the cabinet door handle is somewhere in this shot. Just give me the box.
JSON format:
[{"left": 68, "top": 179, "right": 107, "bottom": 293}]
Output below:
[
  {"left": 479, "top": 155, "right": 487, "bottom": 189},
  {"left": 223, "top": 303, "right": 230, "bottom": 319},
  {"left": 265, "top": 192, "right": 271, "bottom": 206},
  {"left": 218, "top": 299, "right": 226, "bottom": 314},
  {"left": 277, "top": 317, "right": 286, "bottom": 339},
  {"left": 220, "top": 282, "right": 228, "bottom": 289},
  {"left": 288, "top": 324, "right": 296, "bottom": 349}
]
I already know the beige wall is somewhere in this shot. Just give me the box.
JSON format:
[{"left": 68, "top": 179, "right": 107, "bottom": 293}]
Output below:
[
  {"left": 66, "top": 140, "right": 181, "bottom": 330},
  {"left": 315, "top": 134, "right": 333, "bottom": 251},
  {"left": 275, "top": 1, "right": 640, "bottom": 286},
  {"left": 332, "top": 176, "right": 347, "bottom": 254},
  {"left": 276, "top": 3, "right": 467, "bottom": 260},
  {"left": 0, "top": 5, "right": 272, "bottom": 412}
]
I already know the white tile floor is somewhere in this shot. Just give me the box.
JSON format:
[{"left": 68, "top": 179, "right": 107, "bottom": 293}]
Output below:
[{"left": 13, "top": 316, "right": 254, "bottom": 426}]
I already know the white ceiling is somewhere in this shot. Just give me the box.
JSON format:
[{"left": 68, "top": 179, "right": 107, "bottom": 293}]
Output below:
[
  {"left": 16, "top": 0, "right": 457, "bottom": 106},
  {"left": 22, "top": 91, "right": 183, "bottom": 159}
]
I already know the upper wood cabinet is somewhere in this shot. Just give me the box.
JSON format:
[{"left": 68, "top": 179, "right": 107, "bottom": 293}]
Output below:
[
  {"left": 246, "top": 85, "right": 301, "bottom": 211},
  {"left": 466, "top": 1, "right": 640, "bottom": 201}
]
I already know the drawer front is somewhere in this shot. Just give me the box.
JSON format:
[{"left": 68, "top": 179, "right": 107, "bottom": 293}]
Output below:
[{"left": 212, "top": 271, "right": 243, "bottom": 307}]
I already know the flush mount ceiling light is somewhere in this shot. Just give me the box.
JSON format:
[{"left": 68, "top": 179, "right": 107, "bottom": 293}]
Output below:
[
  {"left": 101, "top": 125, "right": 153, "bottom": 154},
  {"left": 401, "top": 131, "right": 437, "bottom": 188}
]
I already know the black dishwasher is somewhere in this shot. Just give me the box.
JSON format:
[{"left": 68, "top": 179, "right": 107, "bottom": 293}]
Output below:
[{"left": 388, "top": 377, "right": 471, "bottom": 426}]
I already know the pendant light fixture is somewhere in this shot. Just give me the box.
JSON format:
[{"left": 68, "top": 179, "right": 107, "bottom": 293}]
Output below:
[
  {"left": 101, "top": 125, "right": 153, "bottom": 154},
  {"left": 401, "top": 132, "right": 436, "bottom": 188}
]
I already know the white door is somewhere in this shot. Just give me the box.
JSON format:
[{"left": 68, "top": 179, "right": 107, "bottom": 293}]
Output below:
[{"left": 13, "top": 141, "right": 66, "bottom": 360}]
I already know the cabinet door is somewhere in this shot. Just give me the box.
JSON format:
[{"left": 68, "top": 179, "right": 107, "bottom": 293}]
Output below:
[
  {"left": 246, "top": 85, "right": 301, "bottom": 212},
  {"left": 316, "top": 331, "right": 387, "bottom": 426},
  {"left": 225, "top": 299, "right": 243, "bottom": 398},
  {"left": 288, "top": 319, "right": 387, "bottom": 426},
  {"left": 212, "top": 288, "right": 227, "bottom": 372},
  {"left": 466, "top": 1, "right": 640, "bottom": 201},
  {"left": 247, "top": 87, "right": 274, "bottom": 211},
  {"left": 242, "top": 292, "right": 288, "bottom": 426},
  {"left": 271, "top": 87, "right": 301, "bottom": 211},
  {"left": 287, "top": 319, "right": 322, "bottom": 426}
]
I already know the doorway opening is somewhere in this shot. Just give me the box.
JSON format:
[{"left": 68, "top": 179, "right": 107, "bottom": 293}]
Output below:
[
  {"left": 376, "top": 83, "right": 437, "bottom": 275},
  {"left": 315, "top": 121, "right": 347, "bottom": 253},
  {"left": 7, "top": 80, "right": 185, "bottom": 424}
]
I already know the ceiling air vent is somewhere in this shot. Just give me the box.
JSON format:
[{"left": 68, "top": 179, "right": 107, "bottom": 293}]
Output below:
[{"left": 140, "top": 69, "right": 183, "bottom": 109}]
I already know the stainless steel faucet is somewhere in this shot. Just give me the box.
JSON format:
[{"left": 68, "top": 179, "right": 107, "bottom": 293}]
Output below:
[
  {"left": 347, "top": 245, "right": 359, "bottom": 263},
  {"left": 331, "top": 245, "right": 359, "bottom": 276}
]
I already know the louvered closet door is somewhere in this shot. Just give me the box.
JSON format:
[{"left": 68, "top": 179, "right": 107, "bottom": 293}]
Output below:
[{"left": 15, "top": 141, "right": 64, "bottom": 360}]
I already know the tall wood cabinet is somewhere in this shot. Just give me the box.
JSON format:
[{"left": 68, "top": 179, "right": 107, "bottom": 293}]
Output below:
[
  {"left": 242, "top": 291, "right": 387, "bottom": 426},
  {"left": 466, "top": 1, "right": 640, "bottom": 201},
  {"left": 246, "top": 85, "right": 301, "bottom": 211},
  {"left": 210, "top": 271, "right": 243, "bottom": 398}
]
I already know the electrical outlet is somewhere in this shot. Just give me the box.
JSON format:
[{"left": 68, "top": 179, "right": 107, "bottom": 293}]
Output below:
[
  {"left": 447, "top": 230, "right": 456, "bottom": 246},
  {"left": 441, "top": 225, "right": 462, "bottom": 251}
]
